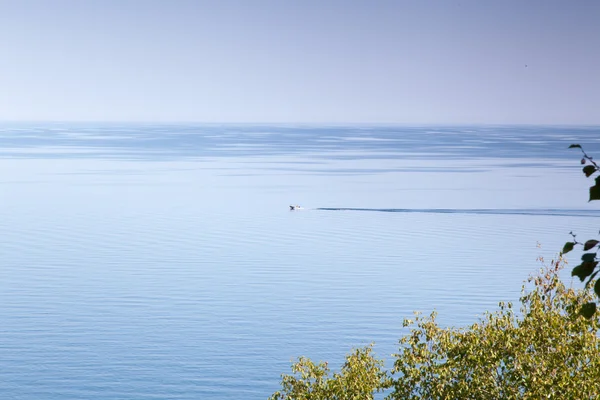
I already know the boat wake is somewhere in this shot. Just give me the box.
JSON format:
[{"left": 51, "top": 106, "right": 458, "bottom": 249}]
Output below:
[{"left": 313, "top": 208, "right": 599, "bottom": 218}]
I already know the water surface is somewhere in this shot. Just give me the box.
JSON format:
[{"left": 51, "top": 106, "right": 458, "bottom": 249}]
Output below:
[{"left": 0, "top": 124, "right": 598, "bottom": 398}]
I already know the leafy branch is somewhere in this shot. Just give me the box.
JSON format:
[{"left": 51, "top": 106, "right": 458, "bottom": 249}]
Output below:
[
  {"left": 569, "top": 144, "right": 600, "bottom": 201},
  {"left": 564, "top": 144, "right": 600, "bottom": 318}
]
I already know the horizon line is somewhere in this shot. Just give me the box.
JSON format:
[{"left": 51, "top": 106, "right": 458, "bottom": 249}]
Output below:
[{"left": 0, "top": 120, "right": 599, "bottom": 128}]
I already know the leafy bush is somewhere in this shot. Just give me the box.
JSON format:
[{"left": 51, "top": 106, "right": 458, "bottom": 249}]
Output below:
[
  {"left": 269, "top": 344, "right": 390, "bottom": 399},
  {"left": 271, "top": 257, "right": 600, "bottom": 399},
  {"left": 389, "top": 256, "right": 600, "bottom": 399}
]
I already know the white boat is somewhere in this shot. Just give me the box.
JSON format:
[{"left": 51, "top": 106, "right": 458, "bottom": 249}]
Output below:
[{"left": 289, "top": 205, "right": 303, "bottom": 210}]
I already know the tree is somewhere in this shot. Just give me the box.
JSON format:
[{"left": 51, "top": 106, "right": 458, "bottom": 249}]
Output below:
[
  {"left": 269, "top": 344, "right": 390, "bottom": 399},
  {"left": 562, "top": 144, "right": 600, "bottom": 318},
  {"left": 270, "top": 258, "right": 600, "bottom": 399},
  {"left": 389, "top": 256, "right": 600, "bottom": 399}
]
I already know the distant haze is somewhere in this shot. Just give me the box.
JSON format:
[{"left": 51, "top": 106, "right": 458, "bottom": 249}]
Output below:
[{"left": 0, "top": 0, "right": 598, "bottom": 124}]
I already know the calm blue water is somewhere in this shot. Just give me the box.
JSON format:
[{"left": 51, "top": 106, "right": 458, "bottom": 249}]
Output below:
[{"left": 0, "top": 124, "right": 598, "bottom": 399}]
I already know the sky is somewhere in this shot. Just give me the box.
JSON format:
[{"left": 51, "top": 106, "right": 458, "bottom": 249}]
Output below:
[{"left": 0, "top": 0, "right": 598, "bottom": 124}]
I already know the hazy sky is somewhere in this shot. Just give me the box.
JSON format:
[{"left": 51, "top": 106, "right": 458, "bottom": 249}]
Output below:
[{"left": 0, "top": 0, "right": 598, "bottom": 124}]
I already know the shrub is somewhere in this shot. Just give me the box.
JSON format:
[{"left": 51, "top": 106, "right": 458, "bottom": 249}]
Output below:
[
  {"left": 269, "top": 344, "right": 390, "bottom": 399},
  {"left": 270, "top": 257, "right": 600, "bottom": 399},
  {"left": 390, "top": 256, "right": 600, "bottom": 399}
]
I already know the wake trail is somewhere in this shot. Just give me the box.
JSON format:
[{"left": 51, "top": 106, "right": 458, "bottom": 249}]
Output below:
[{"left": 312, "top": 208, "right": 600, "bottom": 218}]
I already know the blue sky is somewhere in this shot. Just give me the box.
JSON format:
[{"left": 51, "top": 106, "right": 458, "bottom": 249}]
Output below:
[{"left": 0, "top": 0, "right": 598, "bottom": 124}]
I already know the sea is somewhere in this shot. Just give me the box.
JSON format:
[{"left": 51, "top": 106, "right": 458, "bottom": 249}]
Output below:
[{"left": 0, "top": 123, "right": 598, "bottom": 399}]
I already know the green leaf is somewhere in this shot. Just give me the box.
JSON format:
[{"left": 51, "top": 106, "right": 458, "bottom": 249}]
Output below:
[
  {"left": 582, "top": 253, "right": 597, "bottom": 262},
  {"left": 572, "top": 261, "right": 598, "bottom": 282},
  {"left": 584, "top": 240, "right": 600, "bottom": 251},
  {"left": 569, "top": 144, "right": 582, "bottom": 149},
  {"left": 580, "top": 302, "right": 596, "bottom": 319},
  {"left": 583, "top": 165, "right": 597, "bottom": 177},
  {"left": 595, "top": 279, "right": 600, "bottom": 298},
  {"left": 562, "top": 242, "right": 575, "bottom": 254},
  {"left": 572, "top": 265, "right": 584, "bottom": 281},
  {"left": 590, "top": 185, "right": 600, "bottom": 201}
]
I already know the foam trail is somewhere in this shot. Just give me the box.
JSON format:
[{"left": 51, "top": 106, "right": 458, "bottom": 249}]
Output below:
[{"left": 314, "top": 208, "right": 600, "bottom": 218}]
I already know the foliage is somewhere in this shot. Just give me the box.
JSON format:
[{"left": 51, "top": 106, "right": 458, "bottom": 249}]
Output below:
[
  {"left": 389, "top": 256, "right": 600, "bottom": 399},
  {"left": 564, "top": 144, "right": 600, "bottom": 317},
  {"left": 269, "top": 344, "right": 391, "bottom": 399},
  {"left": 271, "top": 259, "right": 600, "bottom": 399}
]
